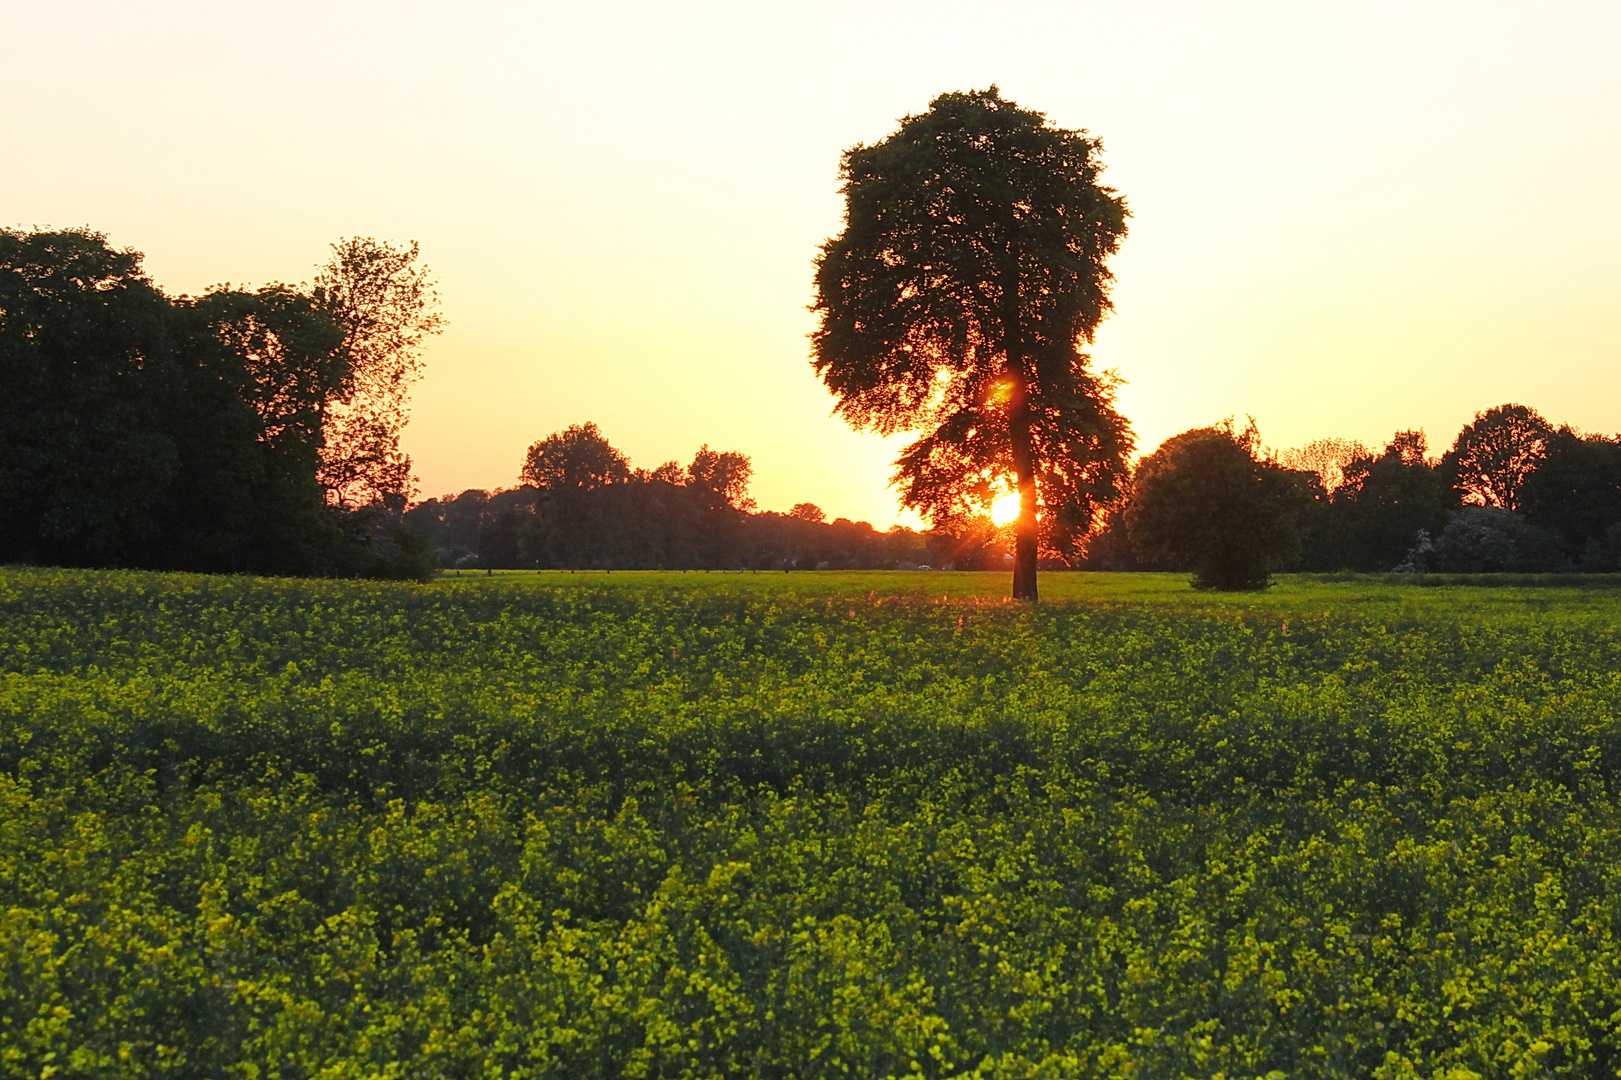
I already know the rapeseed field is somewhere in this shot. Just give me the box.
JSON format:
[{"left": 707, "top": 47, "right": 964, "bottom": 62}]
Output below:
[{"left": 3, "top": 567, "right": 1619, "bottom": 1078}]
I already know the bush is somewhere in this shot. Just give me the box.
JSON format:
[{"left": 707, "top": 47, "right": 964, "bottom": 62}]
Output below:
[
  {"left": 1126, "top": 422, "right": 1314, "bottom": 590},
  {"left": 1401, "top": 506, "right": 1565, "bottom": 573}
]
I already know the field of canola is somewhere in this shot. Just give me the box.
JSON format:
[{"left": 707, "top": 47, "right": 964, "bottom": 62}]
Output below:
[{"left": 3, "top": 567, "right": 1621, "bottom": 1078}]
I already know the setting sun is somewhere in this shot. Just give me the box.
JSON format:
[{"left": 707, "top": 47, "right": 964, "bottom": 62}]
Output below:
[{"left": 991, "top": 491, "right": 1021, "bottom": 525}]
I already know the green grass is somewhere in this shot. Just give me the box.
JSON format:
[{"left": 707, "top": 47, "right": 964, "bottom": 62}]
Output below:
[
  {"left": 2, "top": 567, "right": 1620, "bottom": 1077},
  {"left": 445, "top": 565, "right": 1621, "bottom": 616}
]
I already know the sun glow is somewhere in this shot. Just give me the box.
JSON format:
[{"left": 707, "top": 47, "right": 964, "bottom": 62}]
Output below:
[{"left": 990, "top": 491, "right": 1021, "bottom": 525}]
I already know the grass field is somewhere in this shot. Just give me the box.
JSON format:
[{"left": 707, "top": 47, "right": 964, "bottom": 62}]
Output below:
[{"left": 3, "top": 567, "right": 1621, "bottom": 1078}]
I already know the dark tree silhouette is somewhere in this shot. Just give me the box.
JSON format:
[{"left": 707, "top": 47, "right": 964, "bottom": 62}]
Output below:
[
  {"left": 521, "top": 422, "right": 632, "bottom": 491},
  {"left": 1126, "top": 421, "right": 1313, "bottom": 590},
  {"left": 0, "top": 228, "right": 181, "bottom": 564},
  {"left": 1304, "top": 430, "right": 1453, "bottom": 571},
  {"left": 0, "top": 227, "right": 428, "bottom": 577},
  {"left": 1442, "top": 404, "right": 1551, "bottom": 512},
  {"left": 688, "top": 446, "right": 755, "bottom": 511},
  {"left": 811, "top": 87, "right": 1133, "bottom": 601},
  {"left": 1520, "top": 426, "right": 1621, "bottom": 562}
]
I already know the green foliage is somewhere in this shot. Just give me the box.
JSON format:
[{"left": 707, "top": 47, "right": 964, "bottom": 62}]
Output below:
[
  {"left": 0, "top": 227, "right": 433, "bottom": 578},
  {"left": 812, "top": 87, "right": 1134, "bottom": 595},
  {"left": 1521, "top": 427, "right": 1621, "bottom": 564},
  {"left": 1417, "top": 507, "right": 1566, "bottom": 574},
  {"left": 4, "top": 568, "right": 1621, "bottom": 1076},
  {"left": 520, "top": 421, "right": 633, "bottom": 491},
  {"left": 0, "top": 228, "right": 184, "bottom": 563},
  {"left": 1127, "top": 423, "right": 1315, "bottom": 590}
]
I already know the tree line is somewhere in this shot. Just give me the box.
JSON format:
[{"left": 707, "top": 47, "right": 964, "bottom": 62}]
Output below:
[
  {"left": 1085, "top": 403, "right": 1621, "bottom": 588},
  {"left": 0, "top": 227, "right": 441, "bottom": 577},
  {"left": 403, "top": 422, "right": 961, "bottom": 571}
]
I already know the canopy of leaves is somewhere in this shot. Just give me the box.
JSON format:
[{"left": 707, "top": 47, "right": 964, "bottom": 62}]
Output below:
[
  {"left": 1305, "top": 430, "right": 1453, "bottom": 571},
  {"left": 313, "top": 238, "right": 445, "bottom": 509},
  {"left": 687, "top": 445, "right": 755, "bottom": 511},
  {"left": 0, "top": 228, "right": 383, "bottom": 573},
  {"left": 811, "top": 87, "right": 1132, "bottom": 558},
  {"left": 1442, "top": 403, "right": 1551, "bottom": 512},
  {"left": 520, "top": 422, "right": 632, "bottom": 491},
  {"left": 0, "top": 227, "right": 431, "bottom": 578},
  {"left": 1126, "top": 421, "right": 1313, "bottom": 590},
  {"left": 1520, "top": 426, "right": 1621, "bottom": 561},
  {"left": 1276, "top": 437, "right": 1369, "bottom": 494}
]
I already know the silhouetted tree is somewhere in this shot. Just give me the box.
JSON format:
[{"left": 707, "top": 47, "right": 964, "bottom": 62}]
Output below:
[
  {"left": 0, "top": 227, "right": 439, "bottom": 577},
  {"left": 1442, "top": 404, "right": 1551, "bottom": 512},
  {"left": 521, "top": 422, "right": 632, "bottom": 490},
  {"left": 0, "top": 228, "right": 183, "bottom": 564},
  {"left": 687, "top": 446, "right": 755, "bottom": 511},
  {"left": 313, "top": 238, "right": 444, "bottom": 509},
  {"left": 1277, "top": 437, "right": 1369, "bottom": 495},
  {"left": 166, "top": 284, "right": 356, "bottom": 573},
  {"left": 811, "top": 87, "right": 1133, "bottom": 601},
  {"left": 789, "top": 503, "right": 826, "bottom": 523},
  {"left": 1303, "top": 430, "right": 1453, "bottom": 571},
  {"left": 1520, "top": 426, "right": 1621, "bottom": 564},
  {"left": 1126, "top": 421, "right": 1314, "bottom": 590}
]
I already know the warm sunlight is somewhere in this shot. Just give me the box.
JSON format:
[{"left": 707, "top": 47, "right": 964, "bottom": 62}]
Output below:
[{"left": 991, "top": 490, "right": 1021, "bottom": 525}]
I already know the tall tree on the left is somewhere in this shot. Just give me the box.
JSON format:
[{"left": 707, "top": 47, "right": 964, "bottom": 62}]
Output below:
[{"left": 0, "top": 227, "right": 397, "bottom": 575}]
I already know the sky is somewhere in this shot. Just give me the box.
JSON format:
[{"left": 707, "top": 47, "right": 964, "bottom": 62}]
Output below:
[{"left": 6, "top": 0, "right": 1621, "bottom": 527}]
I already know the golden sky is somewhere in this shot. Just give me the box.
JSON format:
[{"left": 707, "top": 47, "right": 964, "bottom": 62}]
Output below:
[{"left": 7, "top": 0, "right": 1620, "bottom": 527}]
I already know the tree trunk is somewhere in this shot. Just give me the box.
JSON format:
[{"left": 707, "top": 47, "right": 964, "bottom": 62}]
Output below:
[{"left": 1008, "top": 372, "right": 1038, "bottom": 602}]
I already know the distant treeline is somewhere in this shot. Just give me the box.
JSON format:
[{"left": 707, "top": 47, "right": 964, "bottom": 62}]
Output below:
[
  {"left": 1086, "top": 404, "right": 1621, "bottom": 577},
  {"left": 405, "top": 423, "right": 1003, "bottom": 571}
]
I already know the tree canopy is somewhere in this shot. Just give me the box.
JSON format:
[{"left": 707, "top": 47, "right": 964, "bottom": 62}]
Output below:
[
  {"left": 521, "top": 422, "right": 633, "bottom": 491},
  {"left": 1442, "top": 403, "right": 1551, "bottom": 512},
  {"left": 0, "top": 227, "right": 432, "bottom": 578},
  {"left": 812, "top": 87, "right": 1133, "bottom": 600},
  {"left": 1126, "top": 421, "right": 1313, "bottom": 590},
  {"left": 1307, "top": 431, "right": 1453, "bottom": 572}
]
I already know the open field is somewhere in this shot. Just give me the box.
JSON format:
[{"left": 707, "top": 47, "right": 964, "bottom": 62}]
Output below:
[{"left": 3, "top": 568, "right": 1621, "bottom": 1077}]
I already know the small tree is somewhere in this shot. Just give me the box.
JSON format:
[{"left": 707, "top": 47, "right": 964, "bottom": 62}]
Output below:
[
  {"left": 1126, "top": 421, "right": 1313, "bottom": 590},
  {"left": 812, "top": 87, "right": 1133, "bottom": 601},
  {"left": 313, "top": 238, "right": 445, "bottom": 509},
  {"left": 1442, "top": 403, "right": 1551, "bottom": 512},
  {"left": 1277, "top": 437, "right": 1369, "bottom": 494}
]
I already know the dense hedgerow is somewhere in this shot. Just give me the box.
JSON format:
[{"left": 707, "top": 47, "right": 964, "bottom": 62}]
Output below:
[{"left": 2, "top": 568, "right": 1621, "bottom": 1078}]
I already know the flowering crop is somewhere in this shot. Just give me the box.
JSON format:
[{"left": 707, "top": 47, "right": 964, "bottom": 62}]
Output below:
[{"left": 2, "top": 568, "right": 1620, "bottom": 1077}]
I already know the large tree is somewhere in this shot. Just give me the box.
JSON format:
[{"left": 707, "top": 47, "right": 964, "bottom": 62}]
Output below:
[
  {"left": 811, "top": 87, "right": 1133, "bottom": 600},
  {"left": 0, "top": 228, "right": 181, "bottom": 564},
  {"left": 520, "top": 422, "right": 632, "bottom": 491},
  {"left": 1520, "top": 426, "right": 1621, "bottom": 562}
]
